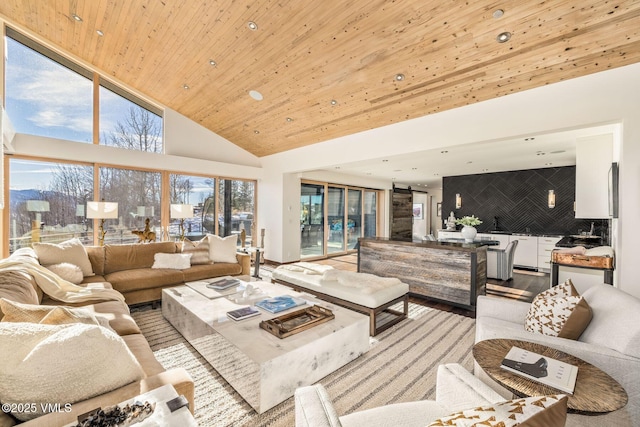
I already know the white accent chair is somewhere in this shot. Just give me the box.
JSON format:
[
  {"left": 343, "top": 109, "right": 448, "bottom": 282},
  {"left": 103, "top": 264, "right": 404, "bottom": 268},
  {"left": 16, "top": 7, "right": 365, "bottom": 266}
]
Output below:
[
  {"left": 486, "top": 240, "right": 518, "bottom": 280},
  {"left": 294, "top": 364, "right": 505, "bottom": 427}
]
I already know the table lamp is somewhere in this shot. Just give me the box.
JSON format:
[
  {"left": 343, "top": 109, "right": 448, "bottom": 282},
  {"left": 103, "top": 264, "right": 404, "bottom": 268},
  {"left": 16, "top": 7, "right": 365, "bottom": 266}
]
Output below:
[
  {"left": 171, "top": 204, "right": 194, "bottom": 241},
  {"left": 27, "top": 200, "right": 50, "bottom": 243},
  {"left": 87, "top": 201, "right": 119, "bottom": 246}
]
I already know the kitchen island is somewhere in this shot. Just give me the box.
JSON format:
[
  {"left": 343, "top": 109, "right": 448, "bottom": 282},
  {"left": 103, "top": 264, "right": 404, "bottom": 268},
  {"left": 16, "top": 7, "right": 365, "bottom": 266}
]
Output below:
[{"left": 358, "top": 237, "right": 493, "bottom": 310}]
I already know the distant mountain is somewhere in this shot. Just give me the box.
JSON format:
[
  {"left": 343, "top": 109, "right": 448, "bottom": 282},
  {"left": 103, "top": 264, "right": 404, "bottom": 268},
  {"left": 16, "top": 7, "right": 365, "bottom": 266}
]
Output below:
[{"left": 9, "top": 189, "right": 59, "bottom": 209}]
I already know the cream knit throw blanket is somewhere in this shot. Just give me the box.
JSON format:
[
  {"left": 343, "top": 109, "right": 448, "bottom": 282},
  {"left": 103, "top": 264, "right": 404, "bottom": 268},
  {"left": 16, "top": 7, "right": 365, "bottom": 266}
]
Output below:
[{"left": 0, "top": 257, "right": 124, "bottom": 304}]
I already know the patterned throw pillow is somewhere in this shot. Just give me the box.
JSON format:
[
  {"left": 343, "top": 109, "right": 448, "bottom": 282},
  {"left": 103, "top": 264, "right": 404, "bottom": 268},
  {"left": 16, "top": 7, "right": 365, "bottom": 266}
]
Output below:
[
  {"left": 428, "top": 395, "right": 568, "bottom": 427},
  {"left": 525, "top": 279, "right": 592, "bottom": 340},
  {"left": 182, "top": 237, "right": 212, "bottom": 265}
]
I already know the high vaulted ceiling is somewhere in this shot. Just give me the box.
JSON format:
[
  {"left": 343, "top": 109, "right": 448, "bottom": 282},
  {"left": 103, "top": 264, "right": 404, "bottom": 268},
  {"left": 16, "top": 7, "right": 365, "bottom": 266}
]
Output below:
[{"left": 1, "top": 1, "right": 640, "bottom": 157}]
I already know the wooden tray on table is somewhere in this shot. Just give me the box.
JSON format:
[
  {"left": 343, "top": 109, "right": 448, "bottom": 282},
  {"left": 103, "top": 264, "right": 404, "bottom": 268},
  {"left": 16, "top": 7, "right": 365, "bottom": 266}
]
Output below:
[{"left": 259, "top": 305, "right": 334, "bottom": 338}]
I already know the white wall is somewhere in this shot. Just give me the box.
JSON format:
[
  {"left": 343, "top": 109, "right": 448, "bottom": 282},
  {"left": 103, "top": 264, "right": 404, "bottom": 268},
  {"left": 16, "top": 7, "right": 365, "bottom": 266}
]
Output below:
[
  {"left": 263, "top": 62, "right": 640, "bottom": 299},
  {"left": 412, "top": 192, "right": 428, "bottom": 239}
]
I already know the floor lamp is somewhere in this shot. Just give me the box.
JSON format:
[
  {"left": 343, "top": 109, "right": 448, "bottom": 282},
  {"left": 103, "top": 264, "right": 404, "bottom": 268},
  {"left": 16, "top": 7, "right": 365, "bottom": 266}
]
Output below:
[
  {"left": 171, "top": 204, "right": 194, "bottom": 241},
  {"left": 87, "top": 201, "right": 119, "bottom": 246}
]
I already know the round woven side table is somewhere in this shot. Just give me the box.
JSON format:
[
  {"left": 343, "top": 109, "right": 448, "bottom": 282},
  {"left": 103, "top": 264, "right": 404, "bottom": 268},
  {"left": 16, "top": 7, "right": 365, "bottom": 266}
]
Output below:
[{"left": 473, "top": 338, "right": 627, "bottom": 414}]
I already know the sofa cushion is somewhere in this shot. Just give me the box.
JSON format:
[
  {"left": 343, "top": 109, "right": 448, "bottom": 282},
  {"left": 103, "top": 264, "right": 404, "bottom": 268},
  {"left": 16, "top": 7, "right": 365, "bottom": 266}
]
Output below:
[
  {"left": 151, "top": 253, "right": 192, "bottom": 270},
  {"left": 44, "top": 262, "right": 83, "bottom": 284},
  {"left": 524, "top": 279, "right": 592, "bottom": 340},
  {"left": 105, "top": 268, "right": 184, "bottom": 293},
  {"left": 0, "top": 270, "right": 40, "bottom": 318},
  {"left": 104, "top": 242, "right": 176, "bottom": 274},
  {"left": 121, "top": 333, "right": 165, "bottom": 377},
  {"left": 181, "top": 237, "right": 212, "bottom": 265},
  {"left": 208, "top": 234, "right": 239, "bottom": 263},
  {"left": 85, "top": 246, "right": 105, "bottom": 276},
  {"left": 181, "top": 263, "right": 243, "bottom": 282},
  {"left": 0, "top": 299, "right": 112, "bottom": 331},
  {"left": 0, "top": 322, "right": 144, "bottom": 421},
  {"left": 427, "top": 394, "right": 567, "bottom": 427},
  {"left": 33, "top": 238, "right": 94, "bottom": 277},
  {"left": 579, "top": 283, "right": 640, "bottom": 358}
]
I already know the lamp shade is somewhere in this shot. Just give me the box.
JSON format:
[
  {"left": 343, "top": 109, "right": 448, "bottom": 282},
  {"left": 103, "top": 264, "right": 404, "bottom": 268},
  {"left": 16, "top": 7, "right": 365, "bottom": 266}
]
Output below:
[
  {"left": 170, "top": 204, "right": 194, "bottom": 219},
  {"left": 87, "top": 202, "right": 118, "bottom": 219},
  {"left": 26, "top": 200, "right": 50, "bottom": 212}
]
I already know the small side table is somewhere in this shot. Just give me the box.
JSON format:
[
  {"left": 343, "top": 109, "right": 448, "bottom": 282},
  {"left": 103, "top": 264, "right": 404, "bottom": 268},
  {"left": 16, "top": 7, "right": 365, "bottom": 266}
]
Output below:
[
  {"left": 244, "top": 247, "right": 263, "bottom": 279},
  {"left": 473, "top": 338, "right": 627, "bottom": 414}
]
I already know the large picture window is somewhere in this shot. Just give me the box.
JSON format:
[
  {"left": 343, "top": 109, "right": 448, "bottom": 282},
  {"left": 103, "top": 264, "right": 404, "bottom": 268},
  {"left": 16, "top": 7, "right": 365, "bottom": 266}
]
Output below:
[
  {"left": 98, "top": 167, "right": 161, "bottom": 244},
  {"left": 5, "top": 30, "right": 93, "bottom": 143},
  {"left": 5, "top": 29, "right": 163, "bottom": 152},
  {"left": 218, "top": 179, "right": 256, "bottom": 247},
  {"left": 9, "top": 159, "right": 94, "bottom": 252},
  {"left": 169, "top": 174, "right": 216, "bottom": 240}
]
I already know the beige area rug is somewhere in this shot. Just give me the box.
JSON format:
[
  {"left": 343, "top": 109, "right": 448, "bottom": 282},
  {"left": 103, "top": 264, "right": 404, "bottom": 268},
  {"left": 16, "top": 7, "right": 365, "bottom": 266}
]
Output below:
[{"left": 131, "top": 303, "right": 475, "bottom": 427}]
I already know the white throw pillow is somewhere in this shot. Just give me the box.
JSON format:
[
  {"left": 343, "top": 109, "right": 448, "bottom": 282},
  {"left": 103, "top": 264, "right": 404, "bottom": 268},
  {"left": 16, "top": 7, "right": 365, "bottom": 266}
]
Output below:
[
  {"left": 45, "top": 262, "right": 84, "bottom": 284},
  {"left": 33, "top": 238, "right": 95, "bottom": 277},
  {"left": 208, "top": 234, "right": 239, "bottom": 264},
  {"left": 0, "top": 322, "right": 144, "bottom": 421},
  {"left": 151, "top": 253, "right": 192, "bottom": 270}
]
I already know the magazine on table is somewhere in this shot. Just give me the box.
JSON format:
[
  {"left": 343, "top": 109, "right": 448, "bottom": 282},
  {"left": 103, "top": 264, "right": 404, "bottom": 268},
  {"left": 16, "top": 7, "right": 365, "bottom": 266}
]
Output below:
[
  {"left": 255, "top": 295, "right": 306, "bottom": 313},
  {"left": 500, "top": 346, "right": 578, "bottom": 394},
  {"left": 226, "top": 306, "right": 261, "bottom": 321},
  {"left": 206, "top": 276, "right": 244, "bottom": 290}
]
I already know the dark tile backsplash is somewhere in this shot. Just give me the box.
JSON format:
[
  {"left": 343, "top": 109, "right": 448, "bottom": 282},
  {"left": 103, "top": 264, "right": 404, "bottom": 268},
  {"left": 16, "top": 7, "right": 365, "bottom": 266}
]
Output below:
[{"left": 441, "top": 166, "right": 610, "bottom": 243}]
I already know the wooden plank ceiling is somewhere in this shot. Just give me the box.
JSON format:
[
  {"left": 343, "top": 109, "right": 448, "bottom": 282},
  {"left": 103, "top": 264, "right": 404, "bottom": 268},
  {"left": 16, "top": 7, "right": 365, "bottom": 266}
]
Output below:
[{"left": 1, "top": 1, "right": 639, "bottom": 157}]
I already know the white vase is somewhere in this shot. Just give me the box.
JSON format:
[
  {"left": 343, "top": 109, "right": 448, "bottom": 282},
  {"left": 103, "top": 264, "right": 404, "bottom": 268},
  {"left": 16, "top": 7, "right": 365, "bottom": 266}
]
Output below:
[{"left": 460, "top": 225, "right": 477, "bottom": 243}]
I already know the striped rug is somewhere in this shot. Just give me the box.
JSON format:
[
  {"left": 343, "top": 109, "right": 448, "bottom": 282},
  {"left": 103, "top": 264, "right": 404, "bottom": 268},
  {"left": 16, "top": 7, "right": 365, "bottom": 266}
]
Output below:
[{"left": 131, "top": 303, "right": 475, "bottom": 427}]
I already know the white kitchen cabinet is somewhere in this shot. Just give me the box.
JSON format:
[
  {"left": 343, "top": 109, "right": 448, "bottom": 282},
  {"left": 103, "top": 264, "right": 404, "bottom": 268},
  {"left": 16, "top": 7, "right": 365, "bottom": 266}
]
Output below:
[
  {"left": 575, "top": 134, "right": 613, "bottom": 218},
  {"left": 477, "top": 233, "right": 510, "bottom": 249},
  {"left": 537, "top": 236, "right": 563, "bottom": 272},
  {"left": 511, "top": 235, "right": 538, "bottom": 269}
]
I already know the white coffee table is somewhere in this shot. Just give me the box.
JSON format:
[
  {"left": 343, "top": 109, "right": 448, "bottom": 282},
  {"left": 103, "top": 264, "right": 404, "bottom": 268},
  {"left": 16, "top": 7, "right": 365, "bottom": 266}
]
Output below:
[{"left": 162, "top": 280, "right": 370, "bottom": 413}]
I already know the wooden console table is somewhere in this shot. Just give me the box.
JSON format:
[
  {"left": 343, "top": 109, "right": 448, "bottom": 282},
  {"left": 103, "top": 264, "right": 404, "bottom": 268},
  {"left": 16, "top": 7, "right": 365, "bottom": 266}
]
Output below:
[
  {"left": 358, "top": 237, "right": 490, "bottom": 310},
  {"left": 473, "top": 338, "right": 627, "bottom": 414}
]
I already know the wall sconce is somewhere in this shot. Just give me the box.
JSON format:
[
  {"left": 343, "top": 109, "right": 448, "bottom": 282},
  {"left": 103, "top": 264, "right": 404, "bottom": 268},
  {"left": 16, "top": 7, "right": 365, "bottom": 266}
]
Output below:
[
  {"left": 548, "top": 190, "right": 556, "bottom": 209},
  {"left": 170, "top": 204, "right": 194, "bottom": 241},
  {"left": 455, "top": 193, "right": 462, "bottom": 209},
  {"left": 87, "top": 201, "right": 119, "bottom": 246}
]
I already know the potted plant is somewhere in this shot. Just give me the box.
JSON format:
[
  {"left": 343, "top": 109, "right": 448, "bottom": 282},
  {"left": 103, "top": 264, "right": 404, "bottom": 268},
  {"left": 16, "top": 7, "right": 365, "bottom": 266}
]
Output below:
[{"left": 456, "top": 215, "right": 483, "bottom": 242}]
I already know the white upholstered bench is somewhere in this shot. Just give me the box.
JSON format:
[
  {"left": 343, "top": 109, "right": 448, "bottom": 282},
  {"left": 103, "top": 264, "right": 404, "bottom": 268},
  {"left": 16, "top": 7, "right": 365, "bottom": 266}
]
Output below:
[{"left": 272, "top": 263, "right": 409, "bottom": 336}]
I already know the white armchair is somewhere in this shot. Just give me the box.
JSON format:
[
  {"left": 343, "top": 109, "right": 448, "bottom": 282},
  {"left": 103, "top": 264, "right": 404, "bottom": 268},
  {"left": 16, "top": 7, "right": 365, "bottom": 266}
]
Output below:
[
  {"left": 487, "top": 240, "right": 518, "bottom": 280},
  {"left": 294, "top": 364, "right": 504, "bottom": 427}
]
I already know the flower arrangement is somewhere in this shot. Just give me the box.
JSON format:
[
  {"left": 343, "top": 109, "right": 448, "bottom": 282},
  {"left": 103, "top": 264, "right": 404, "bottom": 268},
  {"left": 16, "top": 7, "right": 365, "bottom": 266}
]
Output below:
[{"left": 455, "top": 215, "right": 483, "bottom": 226}]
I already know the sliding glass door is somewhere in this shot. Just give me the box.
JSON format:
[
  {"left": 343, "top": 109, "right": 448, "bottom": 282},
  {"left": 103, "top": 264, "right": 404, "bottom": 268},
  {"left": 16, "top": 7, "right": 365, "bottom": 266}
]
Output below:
[
  {"left": 300, "top": 184, "right": 325, "bottom": 257},
  {"left": 328, "top": 187, "right": 346, "bottom": 254},
  {"left": 348, "top": 189, "right": 362, "bottom": 249},
  {"left": 301, "top": 181, "right": 382, "bottom": 259}
]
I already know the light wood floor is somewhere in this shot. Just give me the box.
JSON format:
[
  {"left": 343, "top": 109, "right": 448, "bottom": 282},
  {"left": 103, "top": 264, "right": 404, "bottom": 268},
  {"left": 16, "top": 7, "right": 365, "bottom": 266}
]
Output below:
[{"left": 306, "top": 254, "right": 548, "bottom": 318}]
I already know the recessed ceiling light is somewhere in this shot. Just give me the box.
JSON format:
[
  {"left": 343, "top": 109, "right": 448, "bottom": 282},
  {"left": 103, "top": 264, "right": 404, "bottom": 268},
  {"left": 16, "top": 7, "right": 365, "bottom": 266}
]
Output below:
[
  {"left": 254, "top": 130, "right": 260, "bottom": 134},
  {"left": 249, "top": 90, "right": 263, "bottom": 101},
  {"left": 497, "top": 32, "right": 511, "bottom": 43},
  {"left": 440, "top": 150, "right": 448, "bottom": 154},
  {"left": 335, "top": 166, "right": 341, "bottom": 169},
  {"left": 482, "top": 169, "right": 489, "bottom": 172},
  {"left": 286, "top": 117, "right": 293, "bottom": 122},
  {"left": 545, "top": 162, "right": 553, "bottom": 166},
  {"left": 412, "top": 167, "right": 418, "bottom": 170},
  {"left": 366, "top": 172, "right": 372, "bottom": 175},
  {"left": 433, "top": 173, "right": 440, "bottom": 176},
  {"left": 248, "top": 21, "right": 258, "bottom": 30},
  {"left": 536, "top": 152, "right": 546, "bottom": 156},
  {"left": 394, "top": 73, "right": 405, "bottom": 81},
  {"left": 209, "top": 60, "right": 217, "bottom": 66},
  {"left": 382, "top": 159, "right": 389, "bottom": 162},
  {"left": 183, "top": 84, "right": 190, "bottom": 90},
  {"left": 466, "top": 161, "right": 473, "bottom": 164},
  {"left": 493, "top": 9, "right": 504, "bottom": 19},
  {"left": 71, "top": 14, "right": 83, "bottom": 22},
  {"left": 96, "top": 30, "right": 104, "bottom": 37},
  {"left": 330, "top": 99, "right": 338, "bottom": 105},
  {"left": 524, "top": 137, "right": 535, "bottom": 141}
]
